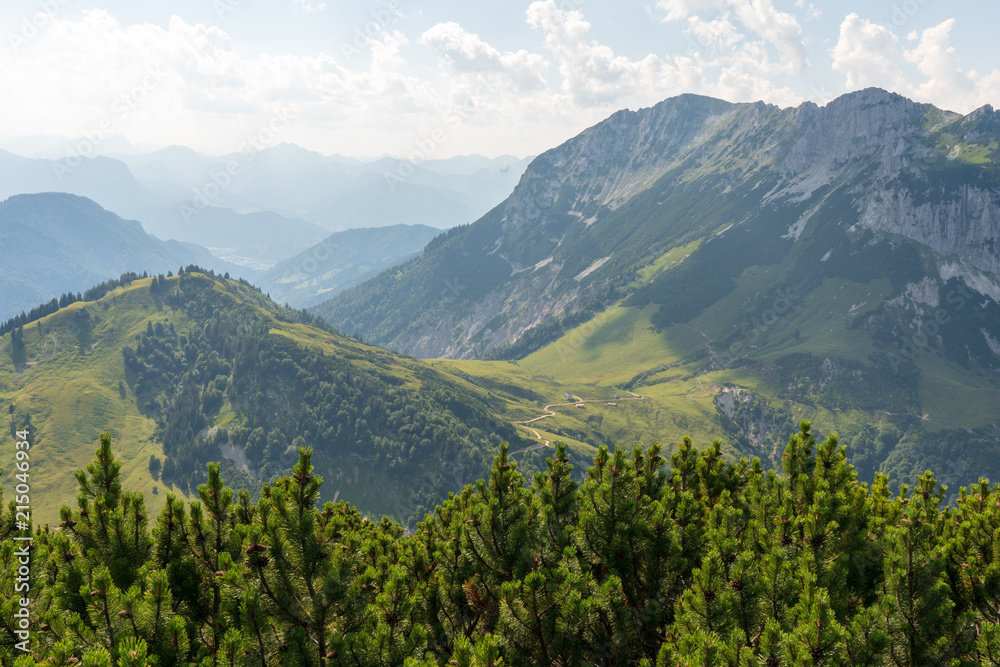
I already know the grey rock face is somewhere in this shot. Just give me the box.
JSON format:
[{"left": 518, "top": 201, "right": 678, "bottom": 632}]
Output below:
[{"left": 320, "top": 88, "right": 1000, "bottom": 359}]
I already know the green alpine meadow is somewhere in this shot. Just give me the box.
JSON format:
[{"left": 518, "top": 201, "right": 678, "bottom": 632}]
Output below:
[{"left": 2, "top": 5, "right": 1000, "bottom": 660}]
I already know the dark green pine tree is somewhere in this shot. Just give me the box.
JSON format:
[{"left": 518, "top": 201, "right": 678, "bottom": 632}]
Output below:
[
  {"left": 461, "top": 444, "right": 536, "bottom": 618},
  {"left": 411, "top": 485, "right": 483, "bottom": 656},
  {"left": 574, "top": 444, "right": 676, "bottom": 663},
  {"left": 44, "top": 436, "right": 188, "bottom": 664},
  {"left": 59, "top": 434, "right": 151, "bottom": 593},
  {"left": 531, "top": 442, "right": 578, "bottom": 566},
  {"left": 805, "top": 431, "right": 877, "bottom": 617},
  {"left": 882, "top": 471, "right": 976, "bottom": 665},
  {"left": 978, "top": 623, "right": 1000, "bottom": 666},
  {"left": 491, "top": 443, "right": 592, "bottom": 665},
  {"left": 244, "top": 448, "right": 373, "bottom": 666},
  {"left": 177, "top": 461, "right": 245, "bottom": 658},
  {"left": 666, "top": 501, "right": 758, "bottom": 664},
  {"left": 781, "top": 562, "right": 847, "bottom": 665},
  {"left": 662, "top": 436, "right": 731, "bottom": 592},
  {"left": 943, "top": 477, "right": 1000, "bottom": 664}
]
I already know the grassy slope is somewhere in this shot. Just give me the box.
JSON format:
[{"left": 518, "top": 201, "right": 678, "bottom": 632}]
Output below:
[
  {"left": 0, "top": 278, "right": 191, "bottom": 526},
  {"left": 433, "top": 257, "right": 1000, "bottom": 471},
  {"left": 0, "top": 273, "right": 536, "bottom": 525}
]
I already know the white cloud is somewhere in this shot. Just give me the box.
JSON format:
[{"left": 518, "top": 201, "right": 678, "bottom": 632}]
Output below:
[
  {"left": 515, "top": 0, "right": 802, "bottom": 110},
  {"left": 904, "top": 19, "right": 976, "bottom": 105},
  {"left": 657, "top": 0, "right": 717, "bottom": 23},
  {"left": 0, "top": 10, "right": 438, "bottom": 155},
  {"left": 686, "top": 15, "right": 743, "bottom": 51},
  {"left": 830, "top": 13, "right": 905, "bottom": 90},
  {"left": 419, "top": 22, "right": 548, "bottom": 93},
  {"left": 830, "top": 14, "right": 998, "bottom": 113},
  {"left": 526, "top": 0, "right": 696, "bottom": 105},
  {"left": 1, "top": 4, "right": 997, "bottom": 161},
  {"left": 657, "top": 0, "right": 808, "bottom": 73},
  {"left": 794, "top": 0, "right": 821, "bottom": 21},
  {"left": 292, "top": 0, "right": 326, "bottom": 13}
]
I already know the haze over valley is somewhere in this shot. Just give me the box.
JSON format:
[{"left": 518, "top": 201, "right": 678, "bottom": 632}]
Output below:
[{"left": 2, "top": 1, "right": 1000, "bottom": 663}]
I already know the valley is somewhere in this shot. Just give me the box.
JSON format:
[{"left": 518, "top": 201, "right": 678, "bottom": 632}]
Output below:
[
  {"left": 0, "top": 270, "right": 538, "bottom": 527},
  {"left": 4, "top": 0, "right": 1000, "bottom": 660},
  {"left": 4, "top": 89, "right": 1000, "bottom": 529},
  {"left": 315, "top": 89, "right": 1000, "bottom": 498}
]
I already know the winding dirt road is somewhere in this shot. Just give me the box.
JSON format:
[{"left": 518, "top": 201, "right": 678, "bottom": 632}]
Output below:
[{"left": 508, "top": 395, "right": 646, "bottom": 454}]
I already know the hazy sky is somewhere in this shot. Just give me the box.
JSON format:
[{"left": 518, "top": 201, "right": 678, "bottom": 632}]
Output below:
[{"left": 0, "top": 0, "right": 997, "bottom": 159}]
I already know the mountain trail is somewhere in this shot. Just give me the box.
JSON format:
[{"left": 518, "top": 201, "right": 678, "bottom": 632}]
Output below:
[{"left": 508, "top": 396, "right": 646, "bottom": 453}]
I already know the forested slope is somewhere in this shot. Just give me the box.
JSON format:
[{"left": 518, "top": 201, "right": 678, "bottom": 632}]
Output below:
[
  {"left": 0, "top": 269, "right": 533, "bottom": 526},
  {"left": 3, "top": 423, "right": 999, "bottom": 665}
]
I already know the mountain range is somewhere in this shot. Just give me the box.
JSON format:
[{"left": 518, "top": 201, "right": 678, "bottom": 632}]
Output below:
[
  {"left": 0, "top": 193, "right": 239, "bottom": 320},
  {"left": 315, "top": 88, "right": 1000, "bottom": 490},
  {"left": 315, "top": 89, "right": 1000, "bottom": 360},
  {"left": 3, "top": 87, "right": 1000, "bottom": 522},
  {"left": 257, "top": 224, "right": 442, "bottom": 309},
  {"left": 0, "top": 269, "right": 537, "bottom": 526},
  {"left": 0, "top": 142, "right": 529, "bottom": 269}
]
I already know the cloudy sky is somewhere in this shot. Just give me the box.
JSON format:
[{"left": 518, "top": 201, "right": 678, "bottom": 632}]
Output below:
[{"left": 0, "top": 0, "right": 997, "bottom": 159}]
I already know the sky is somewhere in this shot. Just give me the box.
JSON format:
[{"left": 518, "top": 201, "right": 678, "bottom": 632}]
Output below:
[{"left": 0, "top": 0, "right": 997, "bottom": 160}]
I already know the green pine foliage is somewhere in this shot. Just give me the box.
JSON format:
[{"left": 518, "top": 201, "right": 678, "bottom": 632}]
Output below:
[
  {"left": 116, "top": 269, "right": 528, "bottom": 522},
  {"left": 7, "top": 423, "right": 1000, "bottom": 665}
]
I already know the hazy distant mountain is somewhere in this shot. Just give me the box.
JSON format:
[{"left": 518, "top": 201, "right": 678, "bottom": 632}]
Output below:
[
  {"left": 0, "top": 149, "right": 327, "bottom": 267},
  {"left": 113, "top": 143, "right": 532, "bottom": 233},
  {"left": 258, "top": 224, "right": 441, "bottom": 308},
  {"left": 0, "top": 138, "right": 530, "bottom": 270},
  {"left": 0, "top": 133, "right": 156, "bottom": 159},
  {"left": 0, "top": 193, "right": 241, "bottom": 320}
]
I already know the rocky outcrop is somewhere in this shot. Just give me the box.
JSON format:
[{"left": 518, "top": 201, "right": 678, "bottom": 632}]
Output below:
[
  {"left": 318, "top": 88, "right": 1000, "bottom": 359},
  {"left": 857, "top": 185, "right": 1000, "bottom": 275}
]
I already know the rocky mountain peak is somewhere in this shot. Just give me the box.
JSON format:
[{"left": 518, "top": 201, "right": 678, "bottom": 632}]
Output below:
[{"left": 319, "top": 89, "right": 1000, "bottom": 360}]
